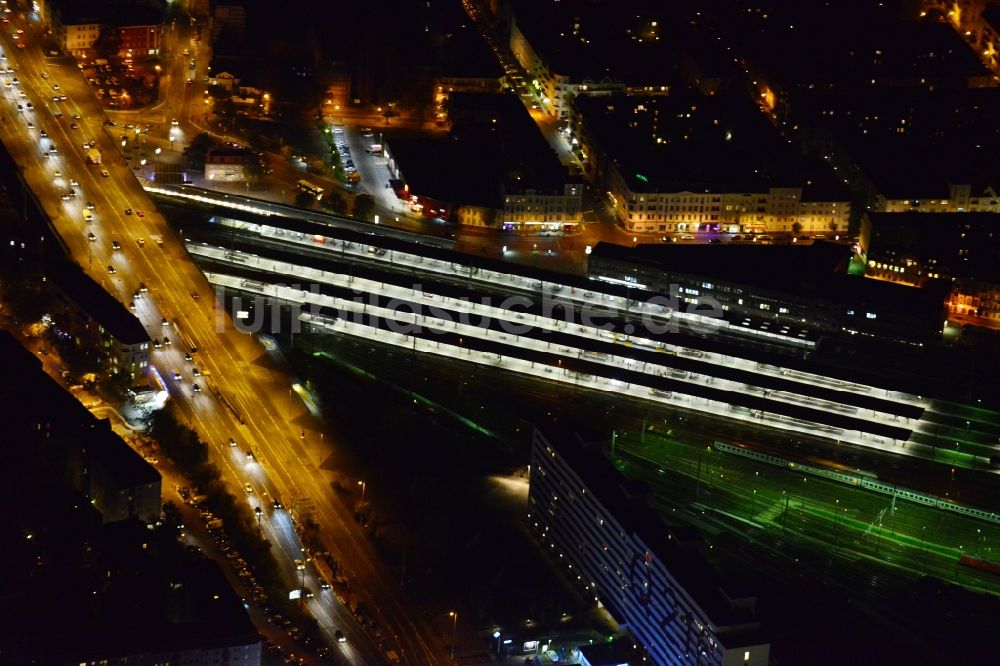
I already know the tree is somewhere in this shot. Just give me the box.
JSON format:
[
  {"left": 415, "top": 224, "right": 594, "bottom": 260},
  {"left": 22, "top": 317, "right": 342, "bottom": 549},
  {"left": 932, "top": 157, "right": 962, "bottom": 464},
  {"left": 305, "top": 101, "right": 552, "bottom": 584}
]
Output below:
[
  {"left": 791, "top": 221, "right": 802, "bottom": 236},
  {"left": 93, "top": 24, "right": 122, "bottom": 59},
  {"left": 295, "top": 190, "right": 315, "bottom": 208},
  {"left": 323, "top": 191, "right": 348, "bottom": 215},
  {"left": 352, "top": 193, "right": 376, "bottom": 221},
  {"left": 828, "top": 221, "right": 839, "bottom": 234}
]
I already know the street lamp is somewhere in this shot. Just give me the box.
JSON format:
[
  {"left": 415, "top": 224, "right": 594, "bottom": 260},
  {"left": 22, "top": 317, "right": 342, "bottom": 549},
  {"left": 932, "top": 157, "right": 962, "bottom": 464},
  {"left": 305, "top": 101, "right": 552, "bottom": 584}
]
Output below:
[{"left": 449, "top": 611, "right": 458, "bottom": 658}]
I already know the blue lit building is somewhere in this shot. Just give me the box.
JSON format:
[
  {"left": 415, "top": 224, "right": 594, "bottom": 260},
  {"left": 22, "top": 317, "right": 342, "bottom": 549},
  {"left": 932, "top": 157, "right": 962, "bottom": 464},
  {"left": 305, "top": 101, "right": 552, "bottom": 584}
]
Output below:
[{"left": 528, "top": 429, "right": 769, "bottom": 666}]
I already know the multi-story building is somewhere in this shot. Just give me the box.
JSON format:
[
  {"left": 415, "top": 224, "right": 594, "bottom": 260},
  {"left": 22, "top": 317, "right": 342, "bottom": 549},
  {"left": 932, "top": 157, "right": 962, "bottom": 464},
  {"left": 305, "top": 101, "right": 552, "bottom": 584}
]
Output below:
[
  {"left": 50, "top": 6, "right": 102, "bottom": 57},
  {"left": 588, "top": 240, "right": 950, "bottom": 346},
  {"left": 0, "top": 331, "right": 160, "bottom": 525},
  {"left": 389, "top": 91, "right": 581, "bottom": 230},
  {"left": 503, "top": 182, "right": 582, "bottom": 232},
  {"left": 120, "top": 22, "right": 162, "bottom": 57},
  {"left": 212, "top": 2, "right": 248, "bottom": 46},
  {"left": 861, "top": 212, "right": 1000, "bottom": 328},
  {"left": 48, "top": 0, "right": 163, "bottom": 58},
  {"left": 434, "top": 6, "right": 505, "bottom": 106},
  {"left": 49, "top": 262, "right": 150, "bottom": 385},
  {"left": 876, "top": 182, "right": 1000, "bottom": 213},
  {"left": 573, "top": 92, "right": 851, "bottom": 236},
  {"left": 502, "top": 0, "right": 675, "bottom": 119},
  {"left": 529, "top": 428, "right": 770, "bottom": 665}
]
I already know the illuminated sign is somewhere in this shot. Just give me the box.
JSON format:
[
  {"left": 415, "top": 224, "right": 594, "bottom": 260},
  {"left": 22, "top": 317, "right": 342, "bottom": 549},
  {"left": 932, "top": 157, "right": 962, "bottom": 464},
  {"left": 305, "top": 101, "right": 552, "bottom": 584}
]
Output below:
[{"left": 636, "top": 174, "right": 649, "bottom": 183}]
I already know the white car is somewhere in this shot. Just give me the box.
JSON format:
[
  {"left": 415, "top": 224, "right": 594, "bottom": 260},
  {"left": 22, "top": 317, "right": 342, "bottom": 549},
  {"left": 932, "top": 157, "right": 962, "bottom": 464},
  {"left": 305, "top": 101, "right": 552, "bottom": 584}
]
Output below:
[{"left": 100, "top": 170, "right": 110, "bottom": 177}]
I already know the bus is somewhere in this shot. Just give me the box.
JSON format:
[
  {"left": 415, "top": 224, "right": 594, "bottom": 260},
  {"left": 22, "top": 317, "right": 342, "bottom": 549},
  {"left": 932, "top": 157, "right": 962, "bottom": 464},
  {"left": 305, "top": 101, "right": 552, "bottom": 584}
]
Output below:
[{"left": 297, "top": 180, "right": 324, "bottom": 200}]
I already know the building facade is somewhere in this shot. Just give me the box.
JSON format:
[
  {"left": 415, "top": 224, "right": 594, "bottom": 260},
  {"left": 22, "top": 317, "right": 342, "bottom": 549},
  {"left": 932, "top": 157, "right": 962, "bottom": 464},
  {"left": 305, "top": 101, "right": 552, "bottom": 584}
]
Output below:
[
  {"left": 606, "top": 173, "right": 850, "bottom": 236},
  {"left": 529, "top": 430, "right": 769, "bottom": 666},
  {"left": 876, "top": 182, "right": 1000, "bottom": 213},
  {"left": 503, "top": 183, "right": 583, "bottom": 232},
  {"left": 120, "top": 23, "right": 162, "bottom": 56},
  {"left": 861, "top": 211, "right": 1000, "bottom": 328},
  {"left": 508, "top": 16, "right": 624, "bottom": 119}
]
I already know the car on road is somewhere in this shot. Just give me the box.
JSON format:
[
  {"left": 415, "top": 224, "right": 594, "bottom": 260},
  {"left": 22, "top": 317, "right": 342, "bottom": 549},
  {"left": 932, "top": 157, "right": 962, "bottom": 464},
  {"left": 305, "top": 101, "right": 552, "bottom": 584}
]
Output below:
[
  {"left": 107, "top": 265, "right": 116, "bottom": 274},
  {"left": 229, "top": 437, "right": 238, "bottom": 447},
  {"left": 136, "top": 237, "right": 145, "bottom": 247},
  {"left": 183, "top": 352, "right": 192, "bottom": 361},
  {"left": 41, "top": 130, "right": 49, "bottom": 137},
  {"left": 86, "top": 201, "right": 95, "bottom": 210},
  {"left": 153, "top": 338, "right": 161, "bottom": 348},
  {"left": 138, "top": 282, "right": 148, "bottom": 292},
  {"left": 111, "top": 240, "right": 120, "bottom": 250},
  {"left": 125, "top": 208, "right": 133, "bottom": 215},
  {"left": 70, "top": 122, "right": 78, "bottom": 129},
  {"left": 171, "top": 118, "right": 179, "bottom": 126},
  {"left": 192, "top": 367, "right": 201, "bottom": 377},
  {"left": 87, "top": 232, "right": 96, "bottom": 241},
  {"left": 171, "top": 370, "right": 182, "bottom": 380},
  {"left": 163, "top": 336, "right": 170, "bottom": 346},
  {"left": 271, "top": 498, "right": 282, "bottom": 510},
  {"left": 52, "top": 83, "right": 59, "bottom": 90},
  {"left": 69, "top": 178, "right": 78, "bottom": 186},
  {"left": 161, "top": 317, "right": 170, "bottom": 326},
  {"left": 26, "top": 121, "right": 34, "bottom": 128},
  {"left": 136, "top": 210, "right": 144, "bottom": 217},
  {"left": 83, "top": 212, "right": 93, "bottom": 222},
  {"left": 101, "top": 170, "right": 110, "bottom": 177},
  {"left": 335, "top": 630, "right": 346, "bottom": 643},
  {"left": 192, "top": 384, "right": 202, "bottom": 393},
  {"left": 244, "top": 483, "right": 253, "bottom": 494},
  {"left": 73, "top": 114, "right": 81, "bottom": 120}
]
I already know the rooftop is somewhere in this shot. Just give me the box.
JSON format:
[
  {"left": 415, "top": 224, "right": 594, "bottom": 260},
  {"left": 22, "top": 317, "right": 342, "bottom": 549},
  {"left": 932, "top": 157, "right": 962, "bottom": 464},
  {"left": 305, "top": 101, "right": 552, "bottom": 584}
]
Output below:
[
  {"left": 507, "top": 0, "right": 691, "bottom": 85},
  {"left": 390, "top": 91, "right": 570, "bottom": 206},
  {"left": 789, "top": 86, "right": 1000, "bottom": 198},
  {"left": 575, "top": 91, "right": 845, "bottom": 196},
  {"left": 717, "top": 0, "right": 989, "bottom": 88},
  {"left": 433, "top": 1, "right": 503, "bottom": 80},
  {"left": 866, "top": 212, "right": 1000, "bottom": 283},
  {"left": 537, "top": 427, "right": 766, "bottom": 644},
  {"left": 48, "top": 261, "right": 149, "bottom": 346},
  {"left": 589, "top": 240, "right": 949, "bottom": 313}
]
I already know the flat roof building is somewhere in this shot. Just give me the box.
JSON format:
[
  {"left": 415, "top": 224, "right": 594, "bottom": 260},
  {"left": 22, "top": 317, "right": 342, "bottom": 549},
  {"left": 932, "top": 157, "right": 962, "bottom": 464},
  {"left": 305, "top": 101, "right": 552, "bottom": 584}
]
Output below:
[
  {"left": 529, "top": 428, "right": 769, "bottom": 665},
  {"left": 49, "top": 261, "right": 150, "bottom": 385},
  {"left": 0, "top": 331, "right": 160, "bottom": 525},
  {"left": 588, "top": 241, "right": 949, "bottom": 346},
  {"left": 862, "top": 211, "right": 1000, "bottom": 328}
]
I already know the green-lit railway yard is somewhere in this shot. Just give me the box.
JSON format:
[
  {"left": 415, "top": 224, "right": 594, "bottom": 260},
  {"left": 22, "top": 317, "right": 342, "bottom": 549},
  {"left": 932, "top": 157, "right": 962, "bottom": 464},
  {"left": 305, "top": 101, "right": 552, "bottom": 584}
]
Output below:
[{"left": 289, "top": 327, "right": 1000, "bottom": 661}]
